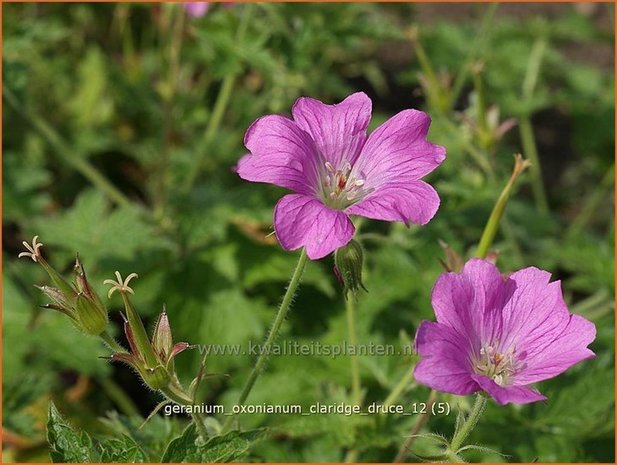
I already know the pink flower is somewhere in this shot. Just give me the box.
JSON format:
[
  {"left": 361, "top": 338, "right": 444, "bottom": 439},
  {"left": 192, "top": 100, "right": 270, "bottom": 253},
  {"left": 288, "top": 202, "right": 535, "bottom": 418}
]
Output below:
[
  {"left": 184, "top": 2, "right": 209, "bottom": 17},
  {"left": 237, "top": 92, "right": 446, "bottom": 259},
  {"left": 414, "top": 259, "right": 596, "bottom": 405}
]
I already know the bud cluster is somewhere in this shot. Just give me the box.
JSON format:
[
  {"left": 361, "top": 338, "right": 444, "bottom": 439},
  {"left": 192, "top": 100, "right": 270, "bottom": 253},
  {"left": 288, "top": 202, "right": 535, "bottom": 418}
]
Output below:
[
  {"left": 19, "top": 236, "right": 108, "bottom": 335},
  {"left": 19, "top": 236, "right": 197, "bottom": 405}
]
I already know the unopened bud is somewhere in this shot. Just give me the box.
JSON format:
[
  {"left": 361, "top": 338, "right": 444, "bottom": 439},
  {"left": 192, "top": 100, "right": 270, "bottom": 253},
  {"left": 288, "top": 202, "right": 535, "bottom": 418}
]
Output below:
[
  {"left": 33, "top": 253, "right": 108, "bottom": 336},
  {"left": 334, "top": 240, "right": 367, "bottom": 299},
  {"left": 152, "top": 310, "right": 173, "bottom": 360},
  {"left": 75, "top": 293, "right": 108, "bottom": 336},
  {"left": 72, "top": 256, "right": 108, "bottom": 335}
]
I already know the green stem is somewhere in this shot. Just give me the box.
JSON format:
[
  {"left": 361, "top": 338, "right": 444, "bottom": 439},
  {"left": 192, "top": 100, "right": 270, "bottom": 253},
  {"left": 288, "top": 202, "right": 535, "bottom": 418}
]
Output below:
[
  {"left": 476, "top": 155, "right": 531, "bottom": 259},
  {"left": 519, "top": 38, "right": 549, "bottom": 213},
  {"left": 345, "top": 292, "right": 362, "bottom": 405},
  {"left": 519, "top": 117, "right": 548, "bottom": 213},
  {"left": 448, "top": 394, "right": 487, "bottom": 458},
  {"left": 3, "top": 85, "right": 134, "bottom": 210},
  {"left": 343, "top": 293, "right": 362, "bottom": 463},
  {"left": 160, "top": 383, "right": 209, "bottom": 439},
  {"left": 522, "top": 39, "right": 546, "bottom": 100},
  {"left": 98, "top": 377, "right": 140, "bottom": 416},
  {"left": 100, "top": 330, "right": 127, "bottom": 354},
  {"left": 191, "top": 412, "right": 210, "bottom": 440},
  {"left": 394, "top": 389, "right": 438, "bottom": 462},
  {"left": 382, "top": 368, "right": 413, "bottom": 412},
  {"left": 221, "top": 248, "right": 308, "bottom": 433},
  {"left": 155, "top": 7, "right": 185, "bottom": 216}
]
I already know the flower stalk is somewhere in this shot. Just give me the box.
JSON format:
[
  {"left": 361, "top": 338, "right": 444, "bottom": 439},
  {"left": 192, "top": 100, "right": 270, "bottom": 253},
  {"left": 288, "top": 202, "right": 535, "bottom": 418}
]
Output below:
[
  {"left": 447, "top": 394, "right": 487, "bottom": 461},
  {"left": 475, "top": 154, "right": 531, "bottom": 259},
  {"left": 221, "top": 248, "right": 308, "bottom": 433},
  {"left": 345, "top": 291, "right": 362, "bottom": 405}
]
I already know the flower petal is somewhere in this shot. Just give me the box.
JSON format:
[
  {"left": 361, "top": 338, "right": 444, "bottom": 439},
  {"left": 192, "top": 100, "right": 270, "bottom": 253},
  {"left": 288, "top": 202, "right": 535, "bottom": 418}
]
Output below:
[
  {"left": 292, "top": 92, "right": 371, "bottom": 168},
  {"left": 346, "top": 181, "right": 440, "bottom": 225},
  {"left": 238, "top": 115, "right": 320, "bottom": 194},
  {"left": 498, "top": 268, "right": 596, "bottom": 382},
  {"left": 414, "top": 321, "right": 478, "bottom": 395},
  {"left": 514, "top": 313, "right": 596, "bottom": 384},
  {"left": 499, "top": 267, "right": 558, "bottom": 346},
  {"left": 352, "top": 109, "right": 446, "bottom": 187},
  {"left": 273, "top": 194, "right": 355, "bottom": 260},
  {"left": 430, "top": 259, "right": 512, "bottom": 347},
  {"left": 471, "top": 374, "right": 547, "bottom": 405}
]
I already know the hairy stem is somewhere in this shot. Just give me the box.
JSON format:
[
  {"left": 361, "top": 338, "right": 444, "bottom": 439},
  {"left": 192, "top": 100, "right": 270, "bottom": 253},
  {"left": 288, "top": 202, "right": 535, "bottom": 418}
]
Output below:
[
  {"left": 448, "top": 394, "right": 487, "bottom": 458},
  {"left": 345, "top": 292, "right": 362, "bottom": 405},
  {"left": 221, "top": 248, "right": 308, "bottom": 433}
]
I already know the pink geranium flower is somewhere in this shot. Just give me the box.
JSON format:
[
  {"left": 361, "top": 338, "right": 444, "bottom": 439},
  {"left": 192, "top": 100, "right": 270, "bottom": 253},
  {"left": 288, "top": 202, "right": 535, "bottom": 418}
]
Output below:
[
  {"left": 237, "top": 92, "right": 446, "bottom": 259},
  {"left": 414, "top": 259, "right": 596, "bottom": 405}
]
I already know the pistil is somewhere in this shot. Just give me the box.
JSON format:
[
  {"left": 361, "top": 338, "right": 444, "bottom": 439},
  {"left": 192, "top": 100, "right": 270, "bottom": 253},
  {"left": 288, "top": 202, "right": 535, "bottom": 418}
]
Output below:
[{"left": 319, "top": 160, "right": 372, "bottom": 209}]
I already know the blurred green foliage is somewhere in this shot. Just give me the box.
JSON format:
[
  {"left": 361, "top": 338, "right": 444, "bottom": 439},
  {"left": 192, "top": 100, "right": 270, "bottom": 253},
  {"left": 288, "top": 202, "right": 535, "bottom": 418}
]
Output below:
[{"left": 3, "top": 2, "right": 614, "bottom": 463}]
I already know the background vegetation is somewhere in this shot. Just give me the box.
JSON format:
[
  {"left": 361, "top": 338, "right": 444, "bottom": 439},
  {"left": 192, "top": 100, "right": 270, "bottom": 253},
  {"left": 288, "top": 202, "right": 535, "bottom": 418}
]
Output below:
[{"left": 3, "top": 2, "right": 614, "bottom": 462}]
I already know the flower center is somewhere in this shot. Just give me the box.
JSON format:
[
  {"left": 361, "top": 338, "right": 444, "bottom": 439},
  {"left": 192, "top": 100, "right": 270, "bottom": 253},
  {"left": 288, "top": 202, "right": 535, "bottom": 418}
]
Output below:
[
  {"left": 319, "top": 160, "right": 372, "bottom": 210},
  {"left": 473, "top": 343, "right": 520, "bottom": 386}
]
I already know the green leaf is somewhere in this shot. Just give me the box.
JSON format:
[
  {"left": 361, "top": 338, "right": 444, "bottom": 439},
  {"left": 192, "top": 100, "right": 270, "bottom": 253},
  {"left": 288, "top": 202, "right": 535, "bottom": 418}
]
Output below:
[
  {"left": 99, "top": 411, "right": 183, "bottom": 462},
  {"left": 161, "top": 424, "right": 263, "bottom": 462},
  {"left": 198, "top": 429, "right": 264, "bottom": 462},
  {"left": 99, "top": 434, "right": 148, "bottom": 462},
  {"left": 67, "top": 46, "right": 114, "bottom": 130},
  {"left": 47, "top": 401, "right": 96, "bottom": 462},
  {"left": 540, "top": 362, "right": 614, "bottom": 438},
  {"left": 34, "top": 189, "right": 170, "bottom": 263}
]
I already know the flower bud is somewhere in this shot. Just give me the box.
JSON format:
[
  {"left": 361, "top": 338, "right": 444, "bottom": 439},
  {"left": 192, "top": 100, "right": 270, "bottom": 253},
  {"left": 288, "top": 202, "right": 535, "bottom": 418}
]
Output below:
[
  {"left": 72, "top": 257, "right": 108, "bottom": 335},
  {"left": 152, "top": 311, "right": 173, "bottom": 360},
  {"left": 108, "top": 303, "right": 189, "bottom": 392},
  {"left": 75, "top": 293, "right": 108, "bottom": 336},
  {"left": 28, "top": 247, "right": 108, "bottom": 335},
  {"left": 334, "top": 240, "right": 367, "bottom": 299}
]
